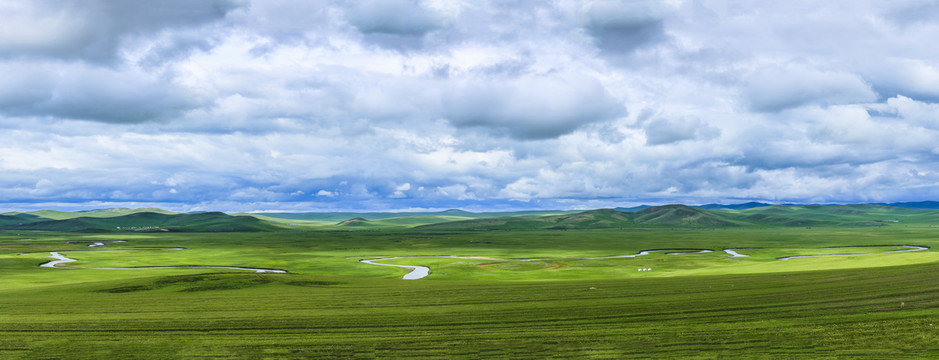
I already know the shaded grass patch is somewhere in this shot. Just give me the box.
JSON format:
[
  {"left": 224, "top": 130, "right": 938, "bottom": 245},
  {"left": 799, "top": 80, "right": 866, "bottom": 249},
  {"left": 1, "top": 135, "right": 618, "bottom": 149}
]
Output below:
[{"left": 93, "top": 273, "right": 343, "bottom": 293}]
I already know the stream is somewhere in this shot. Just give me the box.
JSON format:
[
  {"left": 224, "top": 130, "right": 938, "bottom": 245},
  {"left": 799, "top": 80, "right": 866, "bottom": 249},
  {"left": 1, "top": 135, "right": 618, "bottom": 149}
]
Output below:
[
  {"left": 360, "top": 245, "right": 931, "bottom": 280},
  {"left": 39, "top": 244, "right": 287, "bottom": 273},
  {"left": 359, "top": 257, "right": 431, "bottom": 280},
  {"left": 361, "top": 249, "right": 715, "bottom": 280},
  {"left": 37, "top": 241, "right": 930, "bottom": 280},
  {"left": 777, "top": 245, "right": 929, "bottom": 260}
]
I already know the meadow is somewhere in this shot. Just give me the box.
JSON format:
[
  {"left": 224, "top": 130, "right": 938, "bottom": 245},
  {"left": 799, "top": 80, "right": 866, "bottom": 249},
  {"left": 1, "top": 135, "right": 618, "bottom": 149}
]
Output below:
[{"left": 2, "top": 209, "right": 939, "bottom": 358}]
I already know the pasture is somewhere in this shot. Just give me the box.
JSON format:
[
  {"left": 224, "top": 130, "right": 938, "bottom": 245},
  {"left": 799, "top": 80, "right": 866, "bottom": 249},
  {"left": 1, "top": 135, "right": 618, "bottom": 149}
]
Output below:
[{"left": 2, "top": 223, "right": 939, "bottom": 358}]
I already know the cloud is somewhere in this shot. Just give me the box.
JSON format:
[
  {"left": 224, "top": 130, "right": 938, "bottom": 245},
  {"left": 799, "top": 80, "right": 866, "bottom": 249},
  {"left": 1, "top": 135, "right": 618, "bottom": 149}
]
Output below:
[
  {"left": 864, "top": 59, "right": 939, "bottom": 102},
  {"left": 0, "top": 62, "right": 207, "bottom": 123},
  {"left": 0, "top": 0, "right": 244, "bottom": 63},
  {"left": 3, "top": 1, "right": 939, "bottom": 210},
  {"left": 347, "top": 0, "right": 443, "bottom": 36},
  {"left": 443, "top": 73, "right": 626, "bottom": 139},
  {"left": 345, "top": 0, "right": 446, "bottom": 50},
  {"left": 885, "top": 96, "right": 939, "bottom": 128},
  {"left": 642, "top": 116, "right": 720, "bottom": 145},
  {"left": 883, "top": 1, "right": 939, "bottom": 26},
  {"left": 744, "top": 65, "right": 877, "bottom": 112},
  {"left": 579, "top": 0, "right": 676, "bottom": 56}
]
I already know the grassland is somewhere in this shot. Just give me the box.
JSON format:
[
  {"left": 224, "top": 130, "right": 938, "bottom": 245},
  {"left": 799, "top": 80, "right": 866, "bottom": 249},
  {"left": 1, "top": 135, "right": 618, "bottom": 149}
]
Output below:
[{"left": 2, "top": 205, "right": 939, "bottom": 358}]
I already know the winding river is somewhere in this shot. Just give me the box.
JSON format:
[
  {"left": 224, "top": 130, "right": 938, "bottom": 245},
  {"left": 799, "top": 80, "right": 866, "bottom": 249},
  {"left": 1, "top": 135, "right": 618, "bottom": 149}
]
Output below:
[
  {"left": 359, "top": 257, "right": 431, "bottom": 280},
  {"left": 723, "top": 248, "right": 756, "bottom": 257},
  {"left": 39, "top": 252, "right": 77, "bottom": 268},
  {"left": 580, "top": 249, "right": 713, "bottom": 259},
  {"left": 777, "top": 245, "right": 929, "bottom": 260},
  {"left": 37, "top": 241, "right": 930, "bottom": 280},
  {"left": 361, "top": 245, "right": 931, "bottom": 280},
  {"left": 361, "top": 249, "right": 715, "bottom": 280},
  {"left": 39, "top": 243, "right": 287, "bottom": 273}
]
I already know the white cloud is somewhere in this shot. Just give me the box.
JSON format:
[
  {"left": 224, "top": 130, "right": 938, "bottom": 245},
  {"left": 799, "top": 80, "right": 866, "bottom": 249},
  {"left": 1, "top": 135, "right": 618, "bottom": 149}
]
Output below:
[
  {"left": 744, "top": 65, "right": 877, "bottom": 112},
  {"left": 882, "top": 95, "right": 939, "bottom": 129},
  {"left": 443, "top": 72, "right": 626, "bottom": 139},
  {"left": 642, "top": 116, "right": 720, "bottom": 145},
  {"left": 3, "top": 0, "right": 939, "bottom": 210},
  {"left": 866, "top": 59, "right": 939, "bottom": 101}
]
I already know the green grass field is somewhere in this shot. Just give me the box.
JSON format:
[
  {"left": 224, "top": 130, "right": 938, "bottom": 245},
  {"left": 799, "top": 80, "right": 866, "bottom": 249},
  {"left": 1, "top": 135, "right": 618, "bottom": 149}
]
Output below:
[{"left": 3, "top": 208, "right": 939, "bottom": 358}]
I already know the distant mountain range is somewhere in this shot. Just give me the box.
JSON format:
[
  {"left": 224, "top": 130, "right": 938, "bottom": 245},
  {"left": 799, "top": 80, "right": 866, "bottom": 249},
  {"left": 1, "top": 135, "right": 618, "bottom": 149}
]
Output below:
[
  {"left": 247, "top": 209, "right": 577, "bottom": 222},
  {"left": 871, "top": 201, "right": 939, "bottom": 209},
  {"left": 615, "top": 202, "right": 773, "bottom": 212},
  {"left": 617, "top": 201, "right": 939, "bottom": 212},
  {"left": 416, "top": 203, "right": 939, "bottom": 230},
  {"left": 3, "top": 202, "right": 939, "bottom": 232}
]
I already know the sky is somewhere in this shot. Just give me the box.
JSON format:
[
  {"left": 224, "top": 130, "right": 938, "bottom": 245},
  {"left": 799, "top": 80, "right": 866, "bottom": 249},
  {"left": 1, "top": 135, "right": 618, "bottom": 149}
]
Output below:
[{"left": 2, "top": 0, "right": 939, "bottom": 213}]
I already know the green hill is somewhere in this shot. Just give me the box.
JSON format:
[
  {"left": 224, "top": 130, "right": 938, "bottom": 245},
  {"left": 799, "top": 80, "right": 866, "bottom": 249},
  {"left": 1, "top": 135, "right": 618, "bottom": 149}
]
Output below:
[
  {"left": 413, "top": 203, "right": 939, "bottom": 231},
  {"left": 336, "top": 217, "right": 371, "bottom": 227},
  {"left": 414, "top": 205, "right": 736, "bottom": 231},
  {"left": 737, "top": 204, "right": 939, "bottom": 226},
  {"left": 5, "top": 203, "right": 939, "bottom": 233},
  {"left": 696, "top": 202, "right": 773, "bottom": 210},
  {"left": 77, "top": 207, "right": 180, "bottom": 216},
  {"left": 0, "top": 213, "right": 47, "bottom": 226},
  {"left": 632, "top": 204, "right": 741, "bottom": 226},
  {"left": 0, "top": 212, "right": 279, "bottom": 232},
  {"left": 8, "top": 208, "right": 180, "bottom": 221},
  {"left": 254, "top": 209, "right": 577, "bottom": 222}
]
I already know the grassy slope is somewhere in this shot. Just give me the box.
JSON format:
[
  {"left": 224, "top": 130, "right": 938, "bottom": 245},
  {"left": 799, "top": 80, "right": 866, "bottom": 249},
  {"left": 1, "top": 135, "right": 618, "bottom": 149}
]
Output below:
[
  {"left": 737, "top": 204, "right": 939, "bottom": 226},
  {"left": 0, "top": 213, "right": 46, "bottom": 226},
  {"left": 241, "top": 214, "right": 479, "bottom": 230},
  {"left": 0, "top": 212, "right": 282, "bottom": 232},
  {"left": 6, "top": 204, "right": 939, "bottom": 232},
  {"left": 416, "top": 204, "right": 939, "bottom": 231},
  {"left": 251, "top": 209, "right": 577, "bottom": 222},
  {"left": 415, "top": 205, "right": 744, "bottom": 230},
  {"left": 6, "top": 208, "right": 180, "bottom": 220}
]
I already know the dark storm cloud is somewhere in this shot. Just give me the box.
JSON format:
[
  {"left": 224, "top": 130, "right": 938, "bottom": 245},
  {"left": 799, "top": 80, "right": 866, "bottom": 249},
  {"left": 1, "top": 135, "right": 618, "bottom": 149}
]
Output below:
[
  {"left": 580, "top": 0, "right": 673, "bottom": 56},
  {"left": 0, "top": 0, "right": 244, "bottom": 63},
  {"left": 345, "top": 0, "right": 445, "bottom": 51},
  {"left": 0, "top": 62, "right": 205, "bottom": 123},
  {"left": 346, "top": 0, "right": 443, "bottom": 35}
]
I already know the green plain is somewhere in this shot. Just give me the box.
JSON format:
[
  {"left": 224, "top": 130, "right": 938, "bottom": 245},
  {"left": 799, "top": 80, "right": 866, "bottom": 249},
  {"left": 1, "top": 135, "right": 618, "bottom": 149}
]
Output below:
[{"left": 2, "top": 216, "right": 939, "bottom": 358}]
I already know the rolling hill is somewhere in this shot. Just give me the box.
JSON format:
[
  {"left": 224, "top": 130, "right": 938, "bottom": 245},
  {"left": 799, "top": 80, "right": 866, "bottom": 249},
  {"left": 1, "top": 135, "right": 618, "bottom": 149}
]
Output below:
[
  {"left": 414, "top": 204, "right": 939, "bottom": 231},
  {"left": 4, "top": 207, "right": 180, "bottom": 221},
  {"left": 695, "top": 202, "right": 773, "bottom": 210},
  {"left": 737, "top": 204, "right": 939, "bottom": 226},
  {"left": 3, "top": 203, "right": 939, "bottom": 232},
  {"left": 336, "top": 217, "right": 371, "bottom": 227},
  {"left": 250, "top": 209, "right": 577, "bottom": 222},
  {"left": 0, "top": 212, "right": 280, "bottom": 232},
  {"left": 632, "top": 204, "right": 741, "bottom": 226},
  {"left": 873, "top": 201, "right": 939, "bottom": 209},
  {"left": 0, "top": 213, "right": 47, "bottom": 227},
  {"left": 414, "top": 205, "right": 742, "bottom": 231}
]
